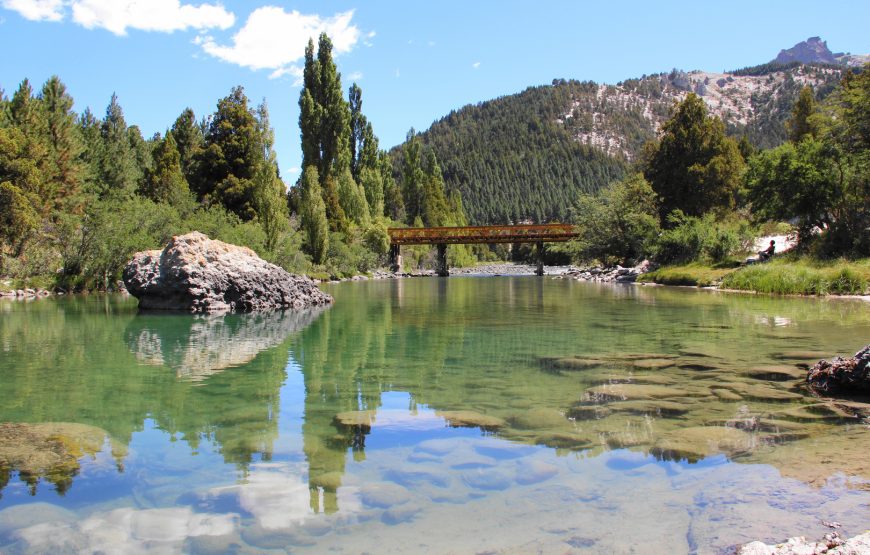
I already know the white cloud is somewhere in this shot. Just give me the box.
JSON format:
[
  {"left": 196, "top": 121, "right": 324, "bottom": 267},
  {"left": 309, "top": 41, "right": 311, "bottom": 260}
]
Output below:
[
  {"left": 1, "top": 0, "right": 234, "bottom": 33},
  {"left": 200, "top": 7, "right": 359, "bottom": 80},
  {"left": 395, "top": 68, "right": 400, "bottom": 78},
  {"left": 1, "top": 0, "right": 65, "bottom": 21},
  {"left": 71, "top": 0, "right": 234, "bottom": 35},
  {"left": 287, "top": 167, "right": 301, "bottom": 175},
  {"left": 472, "top": 61, "right": 481, "bottom": 69},
  {"left": 363, "top": 29, "right": 375, "bottom": 47},
  {"left": 347, "top": 70, "right": 363, "bottom": 81}
]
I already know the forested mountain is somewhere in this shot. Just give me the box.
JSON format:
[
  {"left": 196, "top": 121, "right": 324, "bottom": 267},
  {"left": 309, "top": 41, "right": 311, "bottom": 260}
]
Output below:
[{"left": 398, "top": 40, "right": 862, "bottom": 225}]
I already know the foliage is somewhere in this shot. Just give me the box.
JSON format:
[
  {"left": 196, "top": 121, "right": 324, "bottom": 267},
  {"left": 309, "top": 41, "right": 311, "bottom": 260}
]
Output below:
[
  {"left": 643, "top": 93, "right": 745, "bottom": 222},
  {"left": 747, "top": 64, "right": 870, "bottom": 256},
  {"left": 567, "top": 173, "right": 659, "bottom": 266},
  {"left": 651, "top": 211, "right": 754, "bottom": 265}
]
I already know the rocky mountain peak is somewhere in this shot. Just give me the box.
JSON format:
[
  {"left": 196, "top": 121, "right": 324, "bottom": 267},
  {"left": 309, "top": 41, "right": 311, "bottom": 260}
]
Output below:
[{"left": 775, "top": 36, "right": 838, "bottom": 65}]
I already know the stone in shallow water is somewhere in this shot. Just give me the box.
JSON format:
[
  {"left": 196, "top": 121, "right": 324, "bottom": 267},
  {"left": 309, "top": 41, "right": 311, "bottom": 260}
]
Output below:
[
  {"left": 461, "top": 468, "right": 513, "bottom": 490},
  {"left": 585, "top": 383, "right": 691, "bottom": 401},
  {"left": 381, "top": 504, "right": 421, "bottom": 525},
  {"left": 533, "top": 431, "right": 593, "bottom": 449},
  {"left": 712, "top": 388, "right": 744, "bottom": 401},
  {"left": 567, "top": 405, "right": 612, "bottom": 420},
  {"left": 473, "top": 442, "right": 536, "bottom": 460},
  {"left": 631, "top": 358, "right": 677, "bottom": 370},
  {"left": 740, "top": 365, "right": 808, "bottom": 381},
  {"left": 437, "top": 410, "right": 506, "bottom": 430},
  {"left": 515, "top": 459, "right": 559, "bottom": 485},
  {"left": 539, "top": 357, "right": 607, "bottom": 371},
  {"left": 359, "top": 483, "right": 412, "bottom": 509},
  {"left": 508, "top": 408, "right": 570, "bottom": 430},
  {"left": 414, "top": 438, "right": 457, "bottom": 456},
  {"left": 773, "top": 350, "right": 831, "bottom": 361},
  {"left": 608, "top": 399, "right": 691, "bottom": 416},
  {"left": 719, "top": 383, "right": 804, "bottom": 402},
  {"left": 651, "top": 426, "right": 756, "bottom": 462},
  {"left": 333, "top": 410, "right": 376, "bottom": 430}
]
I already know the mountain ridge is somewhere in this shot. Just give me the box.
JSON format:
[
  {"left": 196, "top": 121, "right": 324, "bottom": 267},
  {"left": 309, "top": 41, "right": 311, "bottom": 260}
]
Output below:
[{"left": 396, "top": 38, "right": 866, "bottom": 224}]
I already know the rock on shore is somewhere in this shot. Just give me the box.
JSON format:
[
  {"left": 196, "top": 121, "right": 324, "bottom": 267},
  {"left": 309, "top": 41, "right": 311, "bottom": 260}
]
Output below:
[
  {"left": 739, "top": 531, "right": 870, "bottom": 554},
  {"left": 806, "top": 345, "right": 870, "bottom": 395},
  {"left": 123, "top": 232, "right": 332, "bottom": 313}
]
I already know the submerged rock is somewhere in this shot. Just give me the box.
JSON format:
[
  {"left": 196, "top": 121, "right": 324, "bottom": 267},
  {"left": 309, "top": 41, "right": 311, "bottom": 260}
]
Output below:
[
  {"left": 123, "top": 232, "right": 333, "bottom": 313},
  {"left": 651, "top": 426, "right": 755, "bottom": 462},
  {"left": 437, "top": 410, "right": 506, "bottom": 431},
  {"left": 806, "top": 345, "right": 870, "bottom": 395}
]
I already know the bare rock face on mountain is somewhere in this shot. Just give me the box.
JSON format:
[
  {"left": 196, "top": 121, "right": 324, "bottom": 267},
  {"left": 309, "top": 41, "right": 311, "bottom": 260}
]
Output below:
[
  {"left": 123, "top": 232, "right": 333, "bottom": 313},
  {"left": 775, "top": 36, "right": 838, "bottom": 65}
]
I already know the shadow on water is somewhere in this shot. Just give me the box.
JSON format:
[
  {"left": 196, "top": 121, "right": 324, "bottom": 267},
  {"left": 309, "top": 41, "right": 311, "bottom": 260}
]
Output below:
[{"left": 0, "top": 298, "right": 328, "bottom": 496}]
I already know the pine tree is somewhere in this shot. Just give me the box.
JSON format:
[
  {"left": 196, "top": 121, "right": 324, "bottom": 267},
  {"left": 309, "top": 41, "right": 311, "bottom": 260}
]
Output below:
[
  {"left": 196, "top": 86, "right": 262, "bottom": 219},
  {"left": 381, "top": 151, "right": 404, "bottom": 221},
  {"left": 171, "top": 107, "right": 203, "bottom": 187},
  {"left": 401, "top": 129, "right": 425, "bottom": 224},
  {"left": 99, "top": 93, "right": 138, "bottom": 199},
  {"left": 143, "top": 131, "right": 189, "bottom": 204},
  {"left": 643, "top": 93, "right": 744, "bottom": 223},
  {"left": 39, "top": 76, "right": 84, "bottom": 214},
  {"left": 300, "top": 166, "right": 328, "bottom": 263}
]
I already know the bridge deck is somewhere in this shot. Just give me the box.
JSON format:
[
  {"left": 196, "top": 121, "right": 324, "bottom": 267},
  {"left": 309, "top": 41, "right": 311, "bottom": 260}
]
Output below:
[{"left": 387, "top": 224, "right": 578, "bottom": 245}]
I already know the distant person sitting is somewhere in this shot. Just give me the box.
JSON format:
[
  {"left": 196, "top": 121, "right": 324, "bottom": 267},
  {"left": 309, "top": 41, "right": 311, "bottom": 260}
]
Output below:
[{"left": 758, "top": 240, "right": 775, "bottom": 262}]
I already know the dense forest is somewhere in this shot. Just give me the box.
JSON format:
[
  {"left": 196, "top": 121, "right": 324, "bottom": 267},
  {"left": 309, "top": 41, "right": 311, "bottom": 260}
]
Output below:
[
  {"left": 395, "top": 82, "right": 629, "bottom": 224},
  {"left": 404, "top": 63, "right": 848, "bottom": 225}
]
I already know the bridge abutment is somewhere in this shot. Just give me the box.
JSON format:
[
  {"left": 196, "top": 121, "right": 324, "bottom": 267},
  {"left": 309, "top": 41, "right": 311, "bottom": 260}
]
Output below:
[
  {"left": 435, "top": 244, "right": 449, "bottom": 276},
  {"left": 389, "top": 245, "right": 402, "bottom": 273},
  {"left": 535, "top": 241, "right": 544, "bottom": 276}
]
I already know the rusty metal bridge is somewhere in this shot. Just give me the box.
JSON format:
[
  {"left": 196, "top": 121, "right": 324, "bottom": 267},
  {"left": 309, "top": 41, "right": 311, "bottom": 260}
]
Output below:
[{"left": 387, "top": 224, "right": 578, "bottom": 276}]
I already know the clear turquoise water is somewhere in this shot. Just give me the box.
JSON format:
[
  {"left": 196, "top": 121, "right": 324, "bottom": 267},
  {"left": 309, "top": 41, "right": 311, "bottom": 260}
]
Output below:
[{"left": 1, "top": 278, "right": 869, "bottom": 554}]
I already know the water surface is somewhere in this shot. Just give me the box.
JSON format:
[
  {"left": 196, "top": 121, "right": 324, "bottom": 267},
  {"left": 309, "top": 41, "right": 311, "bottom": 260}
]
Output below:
[{"left": 1, "top": 279, "right": 869, "bottom": 554}]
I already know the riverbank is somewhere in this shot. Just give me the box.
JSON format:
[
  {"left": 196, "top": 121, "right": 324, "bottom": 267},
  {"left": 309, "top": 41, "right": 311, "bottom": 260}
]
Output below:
[{"left": 640, "top": 258, "right": 870, "bottom": 296}]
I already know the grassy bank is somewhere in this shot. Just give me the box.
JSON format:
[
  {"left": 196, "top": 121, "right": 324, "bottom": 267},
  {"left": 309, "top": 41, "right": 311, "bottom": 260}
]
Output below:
[
  {"left": 640, "top": 257, "right": 870, "bottom": 295},
  {"left": 637, "top": 263, "right": 738, "bottom": 287}
]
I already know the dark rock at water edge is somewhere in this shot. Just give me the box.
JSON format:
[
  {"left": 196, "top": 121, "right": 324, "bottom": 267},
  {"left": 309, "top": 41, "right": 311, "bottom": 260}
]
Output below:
[
  {"left": 122, "top": 232, "right": 333, "bottom": 313},
  {"left": 806, "top": 345, "right": 870, "bottom": 395}
]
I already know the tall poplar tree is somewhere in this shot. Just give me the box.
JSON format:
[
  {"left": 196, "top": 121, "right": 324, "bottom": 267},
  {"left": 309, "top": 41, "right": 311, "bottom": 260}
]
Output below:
[
  {"left": 299, "top": 33, "right": 353, "bottom": 228},
  {"left": 300, "top": 165, "right": 328, "bottom": 263}
]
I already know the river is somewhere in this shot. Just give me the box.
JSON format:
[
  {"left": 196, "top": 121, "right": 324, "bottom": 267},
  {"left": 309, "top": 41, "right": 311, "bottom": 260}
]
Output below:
[{"left": 0, "top": 278, "right": 869, "bottom": 553}]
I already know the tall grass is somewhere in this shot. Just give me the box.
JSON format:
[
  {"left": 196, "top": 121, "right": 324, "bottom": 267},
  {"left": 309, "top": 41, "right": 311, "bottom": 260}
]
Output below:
[{"left": 721, "top": 260, "right": 869, "bottom": 295}]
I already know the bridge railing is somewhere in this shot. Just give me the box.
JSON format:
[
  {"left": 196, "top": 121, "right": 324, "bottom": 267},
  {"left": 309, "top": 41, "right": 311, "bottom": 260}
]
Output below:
[{"left": 387, "top": 224, "right": 578, "bottom": 245}]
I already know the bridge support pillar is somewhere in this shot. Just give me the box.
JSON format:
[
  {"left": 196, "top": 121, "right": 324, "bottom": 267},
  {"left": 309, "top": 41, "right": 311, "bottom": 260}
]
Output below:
[
  {"left": 535, "top": 241, "right": 544, "bottom": 276},
  {"left": 389, "top": 244, "right": 402, "bottom": 273},
  {"left": 435, "top": 243, "right": 449, "bottom": 276}
]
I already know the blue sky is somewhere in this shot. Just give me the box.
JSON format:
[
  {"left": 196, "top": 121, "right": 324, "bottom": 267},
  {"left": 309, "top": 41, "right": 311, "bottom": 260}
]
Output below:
[{"left": 1, "top": 0, "right": 868, "bottom": 182}]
